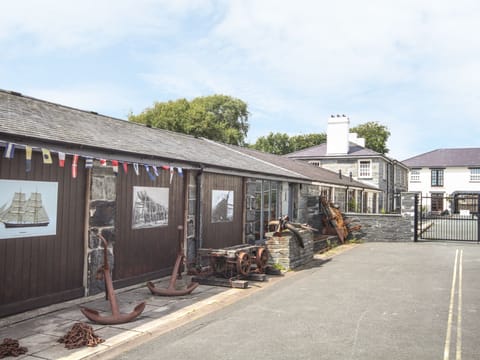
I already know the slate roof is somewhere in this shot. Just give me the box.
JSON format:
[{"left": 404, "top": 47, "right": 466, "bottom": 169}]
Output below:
[
  {"left": 0, "top": 89, "right": 307, "bottom": 181},
  {"left": 285, "top": 142, "right": 381, "bottom": 159},
  {"left": 402, "top": 148, "right": 480, "bottom": 168},
  {"left": 219, "top": 143, "right": 379, "bottom": 190}
]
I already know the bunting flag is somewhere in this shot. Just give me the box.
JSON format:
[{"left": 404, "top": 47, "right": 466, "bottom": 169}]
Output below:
[
  {"left": 100, "top": 159, "right": 107, "bottom": 167},
  {"left": 161, "top": 165, "right": 170, "bottom": 171},
  {"left": 42, "top": 148, "right": 53, "bottom": 164},
  {"left": 25, "top": 146, "right": 32, "bottom": 172},
  {"left": 122, "top": 162, "right": 128, "bottom": 174},
  {"left": 133, "top": 163, "right": 139, "bottom": 176},
  {"left": 144, "top": 165, "right": 156, "bottom": 181},
  {"left": 177, "top": 167, "right": 183, "bottom": 177},
  {"left": 152, "top": 165, "right": 159, "bottom": 177},
  {"left": 169, "top": 166, "right": 174, "bottom": 184},
  {"left": 3, "top": 143, "right": 15, "bottom": 158},
  {"left": 111, "top": 160, "right": 119, "bottom": 175},
  {"left": 58, "top": 152, "right": 66, "bottom": 167},
  {"left": 85, "top": 157, "right": 93, "bottom": 168},
  {"left": 72, "top": 155, "right": 79, "bottom": 178}
]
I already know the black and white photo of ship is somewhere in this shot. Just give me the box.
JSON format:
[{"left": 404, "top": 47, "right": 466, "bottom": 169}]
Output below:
[{"left": 132, "top": 187, "right": 169, "bottom": 229}]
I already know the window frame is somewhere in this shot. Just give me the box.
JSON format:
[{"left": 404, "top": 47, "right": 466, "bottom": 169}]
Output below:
[
  {"left": 431, "top": 168, "right": 444, "bottom": 187},
  {"left": 470, "top": 168, "right": 480, "bottom": 182},
  {"left": 358, "top": 160, "right": 372, "bottom": 179},
  {"left": 410, "top": 168, "right": 421, "bottom": 182}
]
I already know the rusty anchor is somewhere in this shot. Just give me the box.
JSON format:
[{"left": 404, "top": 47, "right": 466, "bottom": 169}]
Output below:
[
  {"left": 147, "top": 225, "right": 199, "bottom": 296},
  {"left": 80, "top": 232, "right": 146, "bottom": 325}
]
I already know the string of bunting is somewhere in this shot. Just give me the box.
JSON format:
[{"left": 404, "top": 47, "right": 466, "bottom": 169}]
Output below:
[{"left": 1, "top": 142, "right": 184, "bottom": 182}]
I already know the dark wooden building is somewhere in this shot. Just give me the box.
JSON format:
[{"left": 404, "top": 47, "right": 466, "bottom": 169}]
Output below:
[{"left": 0, "top": 90, "right": 312, "bottom": 317}]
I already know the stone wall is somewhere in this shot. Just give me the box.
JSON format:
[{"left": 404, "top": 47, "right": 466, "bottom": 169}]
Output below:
[
  {"left": 266, "top": 229, "right": 313, "bottom": 270},
  {"left": 87, "top": 164, "right": 117, "bottom": 295},
  {"left": 349, "top": 213, "right": 414, "bottom": 242}
]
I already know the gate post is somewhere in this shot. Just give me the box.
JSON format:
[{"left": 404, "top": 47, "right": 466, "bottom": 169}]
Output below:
[
  {"left": 477, "top": 194, "right": 480, "bottom": 244},
  {"left": 414, "top": 193, "right": 419, "bottom": 242}
]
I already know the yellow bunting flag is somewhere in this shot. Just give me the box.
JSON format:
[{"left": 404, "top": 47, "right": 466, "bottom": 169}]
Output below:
[{"left": 42, "top": 148, "right": 53, "bottom": 164}]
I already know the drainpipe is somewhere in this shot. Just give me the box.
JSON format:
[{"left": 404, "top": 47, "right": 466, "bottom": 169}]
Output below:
[{"left": 195, "top": 166, "right": 204, "bottom": 251}]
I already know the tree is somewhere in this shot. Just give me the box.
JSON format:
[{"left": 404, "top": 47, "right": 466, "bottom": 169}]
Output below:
[
  {"left": 350, "top": 122, "right": 390, "bottom": 154},
  {"left": 128, "top": 95, "right": 249, "bottom": 146},
  {"left": 251, "top": 132, "right": 326, "bottom": 155}
]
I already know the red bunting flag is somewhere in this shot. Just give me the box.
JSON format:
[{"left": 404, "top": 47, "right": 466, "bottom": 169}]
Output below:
[
  {"left": 58, "top": 152, "right": 66, "bottom": 167},
  {"left": 72, "top": 155, "right": 79, "bottom": 178},
  {"left": 100, "top": 159, "right": 107, "bottom": 167},
  {"left": 122, "top": 162, "right": 128, "bottom": 174},
  {"left": 111, "top": 160, "right": 119, "bottom": 175}
]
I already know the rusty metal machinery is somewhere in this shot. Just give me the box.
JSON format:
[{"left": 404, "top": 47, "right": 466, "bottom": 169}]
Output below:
[
  {"left": 319, "top": 196, "right": 361, "bottom": 243},
  {"left": 197, "top": 244, "right": 269, "bottom": 278}
]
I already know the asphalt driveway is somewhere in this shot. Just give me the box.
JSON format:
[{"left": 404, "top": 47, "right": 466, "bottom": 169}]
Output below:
[{"left": 114, "top": 242, "right": 480, "bottom": 360}]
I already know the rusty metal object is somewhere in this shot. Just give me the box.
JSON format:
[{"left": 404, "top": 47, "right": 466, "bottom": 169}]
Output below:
[
  {"left": 236, "top": 251, "right": 251, "bottom": 276},
  {"left": 80, "top": 232, "right": 146, "bottom": 325},
  {"left": 0, "top": 338, "right": 27, "bottom": 358},
  {"left": 255, "top": 247, "right": 269, "bottom": 273},
  {"left": 58, "top": 322, "right": 105, "bottom": 349},
  {"left": 319, "top": 196, "right": 361, "bottom": 243},
  {"left": 198, "top": 243, "right": 269, "bottom": 278},
  {"left": 268, "top": 215, "right": 312, "bottom": 248},
  {"left": 147, "top": 225, "right": 199, "bottom": 296}
]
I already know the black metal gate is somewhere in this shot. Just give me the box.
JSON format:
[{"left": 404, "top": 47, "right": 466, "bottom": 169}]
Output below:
[{"left": 414, "top": 193, "right": 480, "bottom": 242}]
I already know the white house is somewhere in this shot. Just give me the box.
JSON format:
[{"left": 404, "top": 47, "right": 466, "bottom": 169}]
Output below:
[{"left": 403, "top": 148, "right": 480, "bottom": 214}]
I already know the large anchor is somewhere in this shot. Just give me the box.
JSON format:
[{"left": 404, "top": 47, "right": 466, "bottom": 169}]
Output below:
[
  {"left": 147, "top": 225, "right": 199, "bottom": 296},
  {"left": 80, "top": 232, "right": 146, "bottom": 325}
]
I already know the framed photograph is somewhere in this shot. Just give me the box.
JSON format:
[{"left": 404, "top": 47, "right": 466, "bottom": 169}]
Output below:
[
  {"left": 211, "top": 190, "right": 234, "bottom": 223},
  {"left": 132, "top": 186, "right": 169, "bottom": 229},
  {"left": 0, "top": 180, "right": 58, "bottom": 239}
]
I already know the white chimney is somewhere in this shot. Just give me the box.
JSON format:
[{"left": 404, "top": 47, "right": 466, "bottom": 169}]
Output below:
[
  {"left": 349, "top": 132, "right": 365, "bottom": 147},
  {"left": 326, "top": 114, "right": 350, "bottom": 155}
]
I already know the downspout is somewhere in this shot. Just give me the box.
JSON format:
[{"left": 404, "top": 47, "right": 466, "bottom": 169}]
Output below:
[
  {"left": 195, "top": 166, "right": 204, "bottom": 251},
  {"left": 82, "top": 168, "right": 92, "bottom": 296}
]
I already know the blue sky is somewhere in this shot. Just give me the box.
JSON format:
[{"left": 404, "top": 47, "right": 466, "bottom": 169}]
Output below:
[{"left": 1, "top": 0, "right": 479, "bottom": 160}]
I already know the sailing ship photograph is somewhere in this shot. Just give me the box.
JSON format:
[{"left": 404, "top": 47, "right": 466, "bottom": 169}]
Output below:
[
  {"left": 211, "top": 190, "right": 234, "bottom": 223},
  {"left": 132, "top": 186, "right": 169, "bottom": 229},
  {"left": 0, "top": 180, "right": 58, "bottom": 239}
]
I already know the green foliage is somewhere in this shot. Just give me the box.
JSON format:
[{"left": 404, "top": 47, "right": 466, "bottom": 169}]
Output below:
[
  {"left": 350, "top": 121, "right": 390, "bottom": 154},
  {"left": 251, "top": 132, "right": 326, "bottom": 155},
  {"left": 128, "top": 95, "right": 249, "bottom": 146}
]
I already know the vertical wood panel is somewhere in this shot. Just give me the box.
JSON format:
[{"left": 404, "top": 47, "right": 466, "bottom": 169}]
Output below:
[
  {"left": 113, "top": 166, "right": 185, "bottom": 285},
  {"left": 0, "top": 149, "right": 85, "bottom": 316},
  {"left": 201, "top": 173, "right": 244, "bottom": 248}
]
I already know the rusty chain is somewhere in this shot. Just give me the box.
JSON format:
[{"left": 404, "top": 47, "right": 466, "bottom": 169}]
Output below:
[
  {"left": 58, "top": 322, "right": 105, "bottom": 349},
  {"left": 0, "top": 338, "right": 28, "bottom": 358}
]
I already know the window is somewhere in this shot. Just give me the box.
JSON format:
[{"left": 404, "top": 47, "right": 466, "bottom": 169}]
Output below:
[
  {"left": 470, "top": 168, "right": 480, "bottom": 182},
  {"left": 410, "top": 169, "right": 420, "bottom": 182},
  {"left": 358, "top": 160, "right": 371, "bottom": 178},
  {"left": 431, "top": 169, "right": 444, "bottom": 187},
  {"left": 254, "top": 180, "right": 280, "bottom": 240}
]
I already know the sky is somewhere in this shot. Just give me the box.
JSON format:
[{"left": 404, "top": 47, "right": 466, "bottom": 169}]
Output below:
[{"left": 1, "top": 0, "right": 479, "bottom": 161}]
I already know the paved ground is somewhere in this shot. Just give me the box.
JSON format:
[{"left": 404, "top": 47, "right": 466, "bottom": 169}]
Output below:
[
  {"left": 113, "top": 242, "right": 480, "bottom": 360},
  {"left": 1, "top": 242, "right": 479, "bottom": 359},
  {"left": 0, "top": 252, "right": 293, "bottom": 360}
]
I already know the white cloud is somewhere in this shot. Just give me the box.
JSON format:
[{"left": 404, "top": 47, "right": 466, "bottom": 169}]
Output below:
[{"left": 0, "top": 0, "right": 215, "bottom": 52}]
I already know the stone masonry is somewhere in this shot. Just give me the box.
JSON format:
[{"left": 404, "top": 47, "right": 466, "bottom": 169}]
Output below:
[
  {"left": 266, "top": 228, "right": 313, "bottom": 270},
  {"left": 87, "top": 163, "right": 117, "bottom": 295}
]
